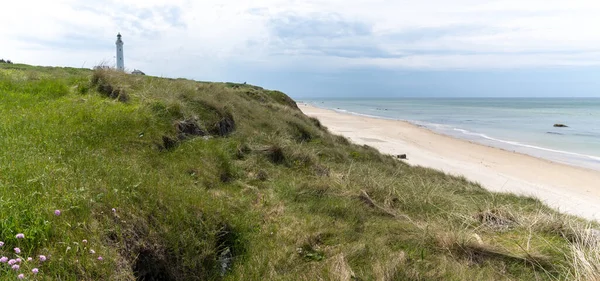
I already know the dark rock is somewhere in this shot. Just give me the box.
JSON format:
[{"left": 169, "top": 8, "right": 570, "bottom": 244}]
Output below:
[
  {"left": 175, "top": 119, "right": 206, "bottom": 139},
  {"left": 216, "top": 115, "right": 236, "bottom": 136},
  {"left": 397, "top": 154, "right": 407, "bottom": 159},
  {"left": 554, "top": 124, "right": 568, "bottom": 128}
]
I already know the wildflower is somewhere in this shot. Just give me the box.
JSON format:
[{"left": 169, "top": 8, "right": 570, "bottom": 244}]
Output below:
[
  {"left": 16, "top": 233, "right": 25, "bottom": 239},
  {"left": 112, "top": 208, "right": 116, "bottom": 213},
  {"left": 82, "top": 239, "right": 88, "bottom": 244},
  {"left": 12, "top": 264, "right": 19, "bottom": 270},
  {"left": 97, "top": 256, "right": 103, "bottom": 261},
  {"left": 8, "top": 259, "right": 16, "bottom": 265},
  {"left": 0, "top": 257, "right": 7, "bottom": 263},
  {"left": 16, "top": 258, "right": 22, "bottom": 263},
  {"left": 89, "top": 249, "right": 95, "bottom": 254},
  {"left": 18, "top": 274, "right": 24, "bottom": 279},
  {"left": 54, "top": 209, "right": 61, "bottom": 216},
  {"left": 39, "top": 255, "right": 46, "bottom": 262},
  {"left": 14, "top": 248, "right": 21, "bottom": 254},
  {"left": 0, "top": 241, "right": 4, "bottom": 247},
  {"left": 27, "top": 257, "right": 32, "bottom": 262},
  {"left": 32, "top": 268, "right": 39, "bottom": 274}
]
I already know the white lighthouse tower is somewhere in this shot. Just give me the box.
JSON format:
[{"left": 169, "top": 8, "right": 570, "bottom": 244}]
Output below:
[{"left": 116, "top": 33, "right": 124, "bottom": 71}]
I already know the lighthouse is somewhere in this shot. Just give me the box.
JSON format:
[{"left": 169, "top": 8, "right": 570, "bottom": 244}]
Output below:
[{"left": 116, "top": 33, "right": 124, "bottom": 71}]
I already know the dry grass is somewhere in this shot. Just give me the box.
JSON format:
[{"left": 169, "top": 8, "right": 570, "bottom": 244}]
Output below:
[{"left": 566, "top": 226, "right": 600, "bottom": 281}]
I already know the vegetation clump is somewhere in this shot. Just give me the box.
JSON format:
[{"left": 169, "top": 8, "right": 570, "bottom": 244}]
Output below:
[{"left": 0, "top": 63, "right": 598, "bottom": 280}]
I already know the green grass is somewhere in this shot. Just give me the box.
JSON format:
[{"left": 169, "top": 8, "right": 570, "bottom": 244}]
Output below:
[{"left": 0, "top": 63, "right": 596, "bottom": 280}]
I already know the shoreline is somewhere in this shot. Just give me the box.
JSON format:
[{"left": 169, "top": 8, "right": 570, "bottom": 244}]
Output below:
[
  {"left": 314, "top": 103, "right": 600, "bottom": 171},
  {"left": 299, "top": 103, "right": 600, "bottom": 221}
]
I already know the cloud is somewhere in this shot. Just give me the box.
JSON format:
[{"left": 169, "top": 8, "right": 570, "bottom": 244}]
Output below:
[
  {"left": 268, "top": 13, "right": 372, "bottom": 39},
  {"left": 2, "top": 0, "right": 600, "bottom": 77}
]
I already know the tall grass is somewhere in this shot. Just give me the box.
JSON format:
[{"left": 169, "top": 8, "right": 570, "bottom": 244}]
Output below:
[{"left": 567, "top": 226, "right": 600, "bottom": 281}]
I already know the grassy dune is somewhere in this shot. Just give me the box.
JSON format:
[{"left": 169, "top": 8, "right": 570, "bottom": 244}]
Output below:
[{"left": 0, "top": 63, "right": 597, "bottom": 280}]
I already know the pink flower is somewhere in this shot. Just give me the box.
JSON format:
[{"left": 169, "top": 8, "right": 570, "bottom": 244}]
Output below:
[
  {"left": 0, "top": 256, "right": 7, "bottom": 263},
  {"left": 18, "top": 274, "right": 24, "bottom": 279},
  {"left": 27, "top": 257, "right": 32, "bottom": 262},
  {"left": 14, "top": 248, "right": 21, "bottom": 254},
  {"left": 16, "top": 258, "right": 22, "bottom": 263},
  {"left": 0, "top": 241, "right": 4, "bottom": 247},
  {"left": 54, "top": 209, "right": 61, "bottom": 216},
  {"left": 97, "top": 256, "right": 103, "bottom": 261},
  {"left": 82, "top": 239, "right": 88, "bottom": 244},
  {"left": 38, "top": 255, "right": 46, "bottom": 262},
  {"left": 12, "top": 264, "right": 20, "bottom": 270},
  {"left": 16, "top": 233, "right": 24, "bottom": 239},
  {"left": 8, "top": 259, "right": 16, "bottom": 265},
  {"left": 32, "top": 268, "right": 39, "bottom": 274}
]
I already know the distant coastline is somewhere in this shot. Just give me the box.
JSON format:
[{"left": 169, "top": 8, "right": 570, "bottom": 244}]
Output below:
[{"left": 301, "top": 98, "right": 600, "bottom": 172}]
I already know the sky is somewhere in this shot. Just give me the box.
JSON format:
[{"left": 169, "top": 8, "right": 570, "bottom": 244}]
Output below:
[{"left": 1, "top": 0, "right": 600, "bottom": 98}]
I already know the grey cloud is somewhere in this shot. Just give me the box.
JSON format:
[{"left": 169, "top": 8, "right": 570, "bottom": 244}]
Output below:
[
  {"left": 264, "top": 12, "right": 392, "bottom": 59},
  {"left": 269, "top": 13, "right": 372, "bottom": 39}
]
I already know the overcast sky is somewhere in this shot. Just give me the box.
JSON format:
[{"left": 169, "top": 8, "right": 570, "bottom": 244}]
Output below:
[{"left": 2, "top": 0, "right": 600, "bottom": 98}]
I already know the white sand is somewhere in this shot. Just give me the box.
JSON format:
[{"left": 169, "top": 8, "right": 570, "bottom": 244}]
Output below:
[{"left": 300, "top": 104, "right": 600, "bottom": 221}]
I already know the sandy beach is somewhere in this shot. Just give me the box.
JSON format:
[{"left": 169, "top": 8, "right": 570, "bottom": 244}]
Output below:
[{"left": 300, "top": 104, "right": 600, "bottom": 221}]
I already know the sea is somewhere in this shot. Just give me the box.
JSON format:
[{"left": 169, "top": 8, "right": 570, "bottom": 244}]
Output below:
[{"left": 303, "top": 98, "right": 600, "bottom": 171}]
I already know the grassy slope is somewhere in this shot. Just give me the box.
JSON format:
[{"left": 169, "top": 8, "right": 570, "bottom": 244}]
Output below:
[{"left": 0, "top": 63, "right": 594, "bottom": 280}]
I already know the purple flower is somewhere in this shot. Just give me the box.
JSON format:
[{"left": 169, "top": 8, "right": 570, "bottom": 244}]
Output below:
[
  {"left": 0, "top": 256, "right": 7, "bottom": 263},
  {"left": 32, "top": 268, "right": 39, "bottom": 274},
  {"left": 14, "top": 248, "right": 21, "bottom": 254},
  {"left": 16, "top": 258, "right": 22, "bottom": 263},
  {"left": 27, "top": 257, "right": 32, "bottom": 262},
  {"left": 54, "top": 209, "right": 61, "bottom": 216},
  {"left": 12, "top": 264, "right": 19, "bottom": 270},
  {"left": 97, "top": 256, "right": 103, "bottom": 261},
  {"left": 18, "top": 274, "right": 24, "bottom": 279},
  {"left": 8, "top": 259, "right": 16, "bottom": 265},
  {"left": 39, "top": 255, "right": 46, "bottom": 262},
  {"left": 16, "top": 233, "right": 24, "bottom": 239},
  {"left": 0, "top": 241, "right": 4, "bottom": 247}
]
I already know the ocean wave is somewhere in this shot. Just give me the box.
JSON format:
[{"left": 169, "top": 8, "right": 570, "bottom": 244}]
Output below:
[
  {"left": 330, "top": 108, "right": 398, "bottom": 121},
  {"left": 412, "top": 121, "right": 454, "bottom": 130},
  {"left": 451, "top": 128, "right": 600, "bottom": 162}
]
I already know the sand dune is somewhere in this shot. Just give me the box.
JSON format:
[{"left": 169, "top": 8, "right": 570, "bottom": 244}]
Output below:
[{"left": 300, "top": 104, "right": 600, "bottom": 221}]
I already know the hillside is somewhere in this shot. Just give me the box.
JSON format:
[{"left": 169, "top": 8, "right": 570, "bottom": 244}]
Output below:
[{"left": 0, "top": 63, "right": 597, "bottom": 280}]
